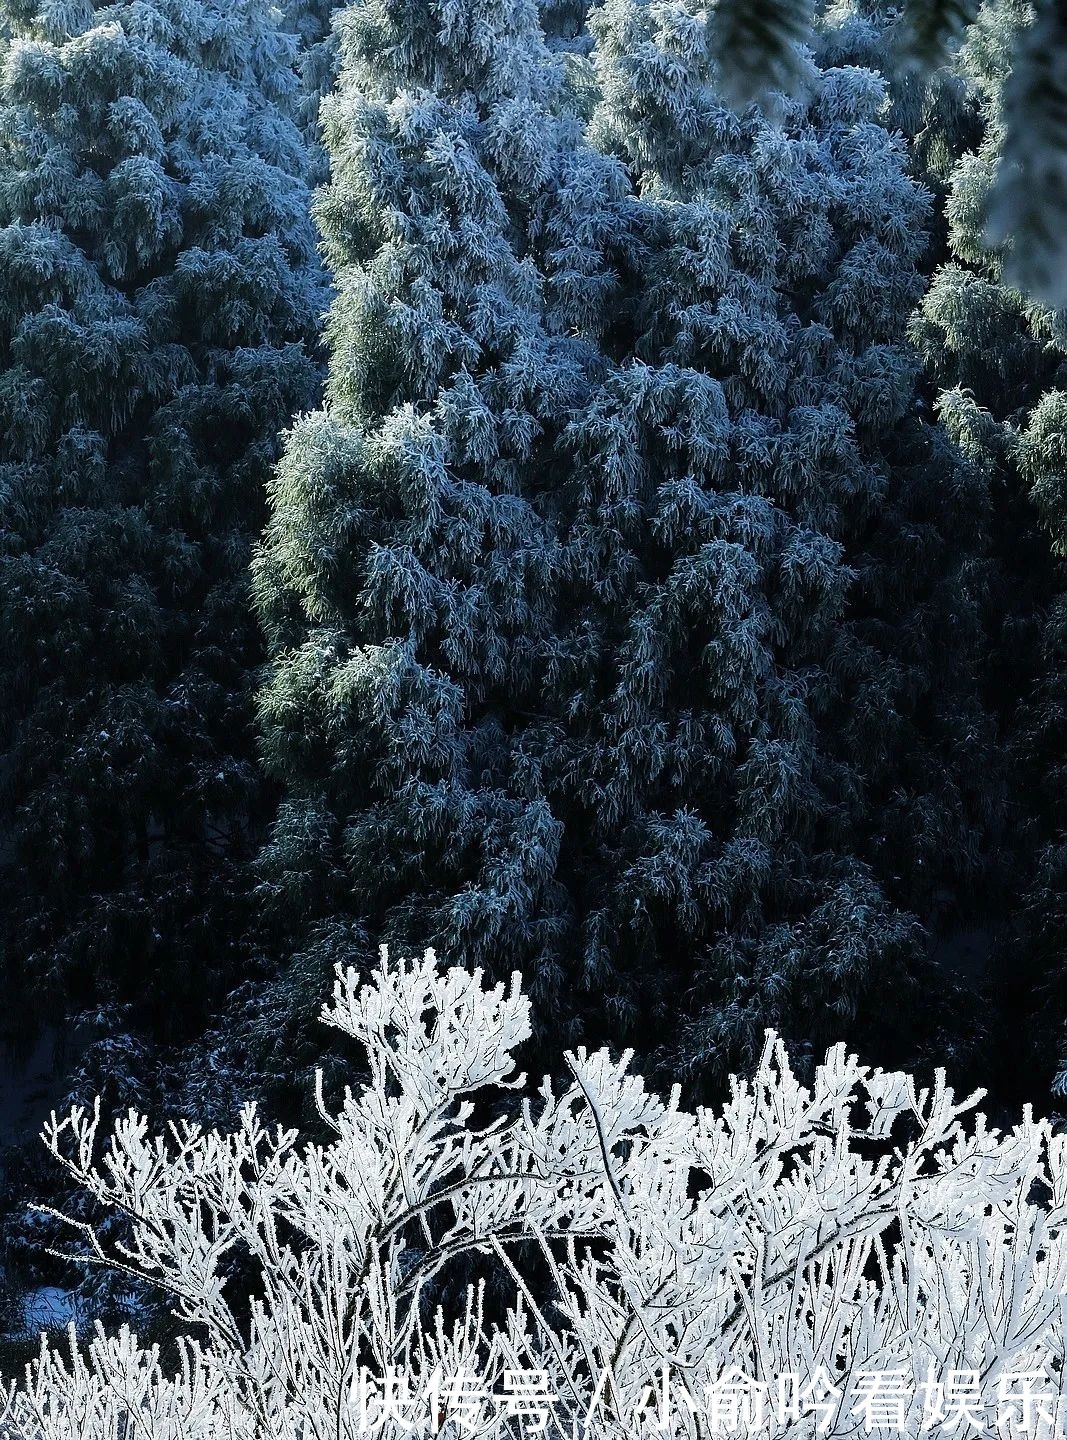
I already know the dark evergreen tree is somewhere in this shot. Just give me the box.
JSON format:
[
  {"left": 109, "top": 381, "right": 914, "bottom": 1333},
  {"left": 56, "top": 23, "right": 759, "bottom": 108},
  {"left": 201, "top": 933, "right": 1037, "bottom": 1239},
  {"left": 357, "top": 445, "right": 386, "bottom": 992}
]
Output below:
[
  {"left": 246, "top": 0, "right": 995, "bottom": 1110},
  {"left": 555, "top": 0, "right": 998, "bottom": 1086},
  {"left": 0, "top": 0, "right": 322, "bottom": 1047},
  {"left": 910, "top": 0, "right": 1067, "bottom": 1105},
  {"left": 818, "top": 0, "right": 983, "bottom": 227},
  {"left": 244, "top": 0, "right": 629, "bottom": 1111}
]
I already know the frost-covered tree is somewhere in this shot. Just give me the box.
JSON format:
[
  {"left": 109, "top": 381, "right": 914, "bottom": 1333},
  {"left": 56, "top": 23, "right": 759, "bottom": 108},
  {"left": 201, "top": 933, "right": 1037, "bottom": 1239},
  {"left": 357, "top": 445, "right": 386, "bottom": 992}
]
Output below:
[
  {"left": 0, "top": 0, "right": 322, "bottom": 1041},
  {"left": 282, "top": 0, "right": 337, "bottom": 47},
  {"left": 910, "top": 0, "right": 1067, "bottom": 1102},
  {"left": 817, "top": 0, "right": 983, "bottom": 215},
  {"left": 656, "top": 0, "right": 1067, "bottom": 310},
  {"left": 250, "top": 0, "right": 995, "bottom": 1102},
  {"left": 541, "top": 0, "right": 998, "bottom": 1086},
  {"left": 248, "top": 0, "right": 631, "bottom": 1101},
  {"left": 911, "top": 0, "right": 1057, "bottom": 415},
  {"left": 280, "top": 0, "right": 343, "bottom": 174},
  {"left": 5, "top": 948, "right": 1067, "bottom": 1440}
]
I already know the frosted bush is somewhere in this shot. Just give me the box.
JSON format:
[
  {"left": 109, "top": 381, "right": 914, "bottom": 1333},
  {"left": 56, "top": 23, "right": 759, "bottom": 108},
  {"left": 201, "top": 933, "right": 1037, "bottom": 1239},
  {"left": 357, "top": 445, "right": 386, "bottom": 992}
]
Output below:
[{"left": 2, "top": 947, "right": 1064, "bottom": 1438}]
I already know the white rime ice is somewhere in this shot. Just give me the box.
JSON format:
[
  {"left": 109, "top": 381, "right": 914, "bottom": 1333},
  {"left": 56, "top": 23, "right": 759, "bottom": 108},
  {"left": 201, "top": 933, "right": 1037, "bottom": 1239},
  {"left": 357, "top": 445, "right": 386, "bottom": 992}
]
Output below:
[{"left": 4, "top": 947, "right": 1065, "bottom": 1439}]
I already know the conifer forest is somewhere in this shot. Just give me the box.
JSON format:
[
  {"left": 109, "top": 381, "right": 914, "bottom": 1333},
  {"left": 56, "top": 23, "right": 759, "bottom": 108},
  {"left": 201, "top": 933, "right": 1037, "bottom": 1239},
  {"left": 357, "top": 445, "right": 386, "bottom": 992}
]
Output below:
[{"left": 4, "top": 0, "right": 1067, "bottom": 1433}]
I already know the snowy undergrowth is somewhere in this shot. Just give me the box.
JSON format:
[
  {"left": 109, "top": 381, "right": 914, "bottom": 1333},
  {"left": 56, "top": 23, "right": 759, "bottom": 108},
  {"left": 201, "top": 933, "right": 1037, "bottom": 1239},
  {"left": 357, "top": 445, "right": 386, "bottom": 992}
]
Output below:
[{"left": 0, "top": 947, "right": 1060, "bottom": 1438}]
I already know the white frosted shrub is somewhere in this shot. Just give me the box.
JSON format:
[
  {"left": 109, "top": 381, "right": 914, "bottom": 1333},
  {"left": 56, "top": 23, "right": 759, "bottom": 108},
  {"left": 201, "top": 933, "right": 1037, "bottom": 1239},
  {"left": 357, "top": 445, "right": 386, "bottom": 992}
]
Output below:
[{"left": 1, "top": 947, "right": 1064, "bottom": 1438}]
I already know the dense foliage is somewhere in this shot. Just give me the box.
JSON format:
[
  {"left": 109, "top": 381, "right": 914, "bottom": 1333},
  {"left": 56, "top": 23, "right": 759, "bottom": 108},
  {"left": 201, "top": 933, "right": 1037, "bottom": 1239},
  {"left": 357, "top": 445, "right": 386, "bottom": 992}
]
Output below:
[
  {"left": 911, "top": 0, "right": 1067, "bottom": 1101},
  {"left": 245, "top": 0, "right": 998, "bottom": 1113},
  {"left": 0, "top": 0, "right": 322, "bottom": 1047},
  {"left": 714, "top": 0, "right": 1067, "bottom": 311}
]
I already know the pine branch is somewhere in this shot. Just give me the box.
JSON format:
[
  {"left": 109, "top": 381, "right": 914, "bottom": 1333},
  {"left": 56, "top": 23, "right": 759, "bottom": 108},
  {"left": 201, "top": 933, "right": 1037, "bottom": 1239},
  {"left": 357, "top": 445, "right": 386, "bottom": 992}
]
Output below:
[{"left": 708, "top": 0, "right": 814, "bottom": 109}]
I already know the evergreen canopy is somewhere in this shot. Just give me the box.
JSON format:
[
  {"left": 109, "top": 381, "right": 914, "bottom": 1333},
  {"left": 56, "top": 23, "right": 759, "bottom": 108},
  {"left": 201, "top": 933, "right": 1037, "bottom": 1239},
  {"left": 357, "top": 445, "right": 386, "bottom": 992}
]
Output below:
[
  {"left": 249, "top": 0, "right": 994, "bottom": 1098},
  {"left": 0, "top": 0, "right": 323, "bottom": 1039}
]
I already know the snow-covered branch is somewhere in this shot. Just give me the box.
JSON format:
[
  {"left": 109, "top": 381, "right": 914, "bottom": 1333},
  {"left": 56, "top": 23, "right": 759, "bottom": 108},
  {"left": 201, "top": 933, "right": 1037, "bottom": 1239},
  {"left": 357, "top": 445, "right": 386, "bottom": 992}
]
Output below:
[{"left": 1, "top": 946, "right": 1063, "bottom": 1438}]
